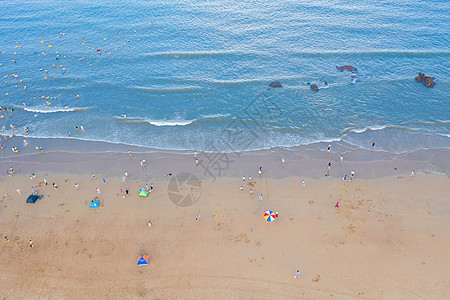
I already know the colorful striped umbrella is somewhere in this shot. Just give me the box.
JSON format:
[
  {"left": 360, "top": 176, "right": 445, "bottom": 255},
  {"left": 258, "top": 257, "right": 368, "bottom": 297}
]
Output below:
[{"left": 264, "top": 210, "right": 277, "bottom": 222}]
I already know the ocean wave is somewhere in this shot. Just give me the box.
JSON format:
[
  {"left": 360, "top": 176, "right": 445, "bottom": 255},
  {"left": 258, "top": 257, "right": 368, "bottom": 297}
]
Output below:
[
  {"left": 289, "top": 49, "right": 450, "bottom": 58},
  {"left": 141, "top": 50, "right": 264, "bottom": 59},
  {"left": 22, "top": 106, "right": 87, "bottom": 113},
  {"left": 129, "top": 86, "right": 201, "bottom": 93},
  {"left": 122, "top": 118, "right": 195, "bottom": 127},
  {"left": 341, "top": 125, "right": 423, "bottom": 136}
]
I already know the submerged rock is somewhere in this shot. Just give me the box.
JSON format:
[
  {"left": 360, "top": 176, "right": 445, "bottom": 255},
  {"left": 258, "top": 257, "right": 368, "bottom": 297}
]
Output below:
[
  {"left": 336, "top": 65, "right": 358, "bottom": 72},
  {"left": 269, "top": 81, "right": 282, "bottom": 88},
  {"left": 415, "top": 72, "right": 435, "bottom": 88},
  {"left": 310, "top": 84, "right": 319, "bottom": 91}
]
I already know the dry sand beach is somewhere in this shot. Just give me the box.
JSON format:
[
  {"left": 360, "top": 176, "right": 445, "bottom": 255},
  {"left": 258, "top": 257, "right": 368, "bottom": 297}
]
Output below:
[{"left": 0, "top": 142, "right": 449, "bottom": 299}]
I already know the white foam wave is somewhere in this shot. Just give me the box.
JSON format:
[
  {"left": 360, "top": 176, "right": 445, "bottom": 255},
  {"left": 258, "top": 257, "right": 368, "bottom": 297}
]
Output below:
[
  {"left": 122, "top": 117, "right": 195, "bottom": 127},
  {"left": 351, "top": 125, "right": 388, "bottom": 134},
  {"left": 23, "top": 106, "right": 86, "bottom": 113},
  {"left": 146, "top": 119, "right": 194, "bottom": 126}
]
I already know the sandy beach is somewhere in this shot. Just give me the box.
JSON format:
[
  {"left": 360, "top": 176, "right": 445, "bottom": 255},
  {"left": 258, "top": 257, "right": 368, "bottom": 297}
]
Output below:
[{"left": 1, "top": 141, "right": 449, "bottom": 299}]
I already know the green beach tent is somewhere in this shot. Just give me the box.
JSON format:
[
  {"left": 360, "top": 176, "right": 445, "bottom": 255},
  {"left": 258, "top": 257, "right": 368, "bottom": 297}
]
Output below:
[{"left": 139, "top": 190, "right": 149, "bottom": 197}]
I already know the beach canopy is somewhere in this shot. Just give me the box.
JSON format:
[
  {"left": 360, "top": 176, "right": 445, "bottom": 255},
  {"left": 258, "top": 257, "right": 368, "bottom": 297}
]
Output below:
[
  {"left": 26, "top": 194, "right": 39, "bottom": 204},
  {"left": 264, "top": 210, "right": 277, "bottom": 222},
  {"left": 139, "top": 190, "right": 149, "bottom": 197},
  {"left": 89, "top": 201, "right": 100, "bottom": 208},
  {"left": 137, "top": 255, "right": 149, "bottom": 266}
]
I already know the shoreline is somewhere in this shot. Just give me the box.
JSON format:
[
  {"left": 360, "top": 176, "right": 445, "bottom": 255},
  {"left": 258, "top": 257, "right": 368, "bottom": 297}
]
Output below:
[{"left": 1, "top": 136, "right": 449, "bottom": 182}]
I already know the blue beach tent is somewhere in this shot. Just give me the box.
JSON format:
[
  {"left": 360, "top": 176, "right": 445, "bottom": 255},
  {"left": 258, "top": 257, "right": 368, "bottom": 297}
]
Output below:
[
  {"left": 89, "top": 201, "right": 100, "bottom": 208},
  {"left": 26, "top": 194, "right": 39, "bottom": 204},
  {"left": 137, "top": 255, "right": 149, "bottom": 266}
]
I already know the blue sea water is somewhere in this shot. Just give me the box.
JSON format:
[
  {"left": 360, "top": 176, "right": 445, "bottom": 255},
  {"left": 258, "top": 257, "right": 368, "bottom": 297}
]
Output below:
[{"left": 0, "top": 0, "right": 449, "bottom": 153}]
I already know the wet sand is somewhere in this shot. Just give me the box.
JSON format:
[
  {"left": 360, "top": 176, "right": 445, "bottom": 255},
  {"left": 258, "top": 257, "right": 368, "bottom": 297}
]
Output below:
[{"left": 0, "top": 139, "right": 449, "bottom": 299}]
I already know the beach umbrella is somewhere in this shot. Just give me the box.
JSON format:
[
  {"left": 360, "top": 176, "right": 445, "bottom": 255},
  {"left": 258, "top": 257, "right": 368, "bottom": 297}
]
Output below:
[
  {"left": 137, "top": 255, "right": 149, "bottom": 266},
  {"left": 139, "top": 190, "right": 149, "bottom": 197},
  {"left": 264, "top": 210, "right": 277, "bottom": 222},
  {"left": 89, "top": 201, "right": 100, "bottom": 208}
]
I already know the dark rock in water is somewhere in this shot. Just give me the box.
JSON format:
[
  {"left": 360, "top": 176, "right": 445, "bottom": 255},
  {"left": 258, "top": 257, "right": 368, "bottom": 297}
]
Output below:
[
  {"left": 310, "top": 84, "right": 319, "bottom": 91},
  {"left": 415, "top": 72, "right": 435, "bottom": 88},
  {"left": 336, "top": 65, "right": 358, "bottom": 72},
  {"left": 269, "top": 81, "right": 282, "bottom": 88}
]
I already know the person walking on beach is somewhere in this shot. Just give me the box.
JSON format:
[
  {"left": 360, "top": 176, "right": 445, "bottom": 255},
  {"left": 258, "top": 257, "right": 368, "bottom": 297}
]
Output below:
[
  {"left": 327, "top": 144, "right": 331, "bottom": 157},
  {"left": 125, "top": 189, "right": 129, "bottom": 195},
  {"left": 96, "top": 187, "right": 101, "bottom": 194},
  {"left": 294, "top": 269, "right": 300, "bottom": 278},
  {"left": 75, "top": 183, "right": 79, "bottom": 190},
  {"left": 128, "top": 150, "right": 132, "bottom": 159},
  {"left": 259, "top": 167, "right": 262, "bottom": 177},
  {"left": 302, "top": 180, "right": 305, "bottom": 187},
  {"left": 16, "top": 188, "right": 21, "bottom": 195},
  {"left": 335, "top": 202, "right": 339, "bottom": 208},
  {"left": 29, "top": 240, "right": 34, "bottom": 248},
  {"left": 327, "top": 162, "right": 332, "bottom": 176},
  {"left": 281, "top": 157, "right": 285, "bottom": 168},
  {"left": 371, "top": 142, "right": 375, "bottom": 150},
  {"left": 242, "top": 176, "right": 246, "bottom": 182},
  {"left": 410, "top": 171, "right": 415, "bottom": 177},
  {"left": 240, "top": 186, "right": 243, "bottom": 192},
  {"left": 195, "top": 214, "right": 201, "bottom": 222},
  {"left": 122, "top": 176, "right": 126, "bottom": 183},
  {"left": 339, "top": 155, "right": 343, "bottom": 166}
]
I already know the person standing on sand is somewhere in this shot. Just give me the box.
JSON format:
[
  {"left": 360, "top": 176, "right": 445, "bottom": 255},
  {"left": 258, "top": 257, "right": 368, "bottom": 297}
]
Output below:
[
  {"left": 16, "top": 188, "right": 21, "bottom": 195},
  {"left": 327, "top": 144, "right": 331, "bottom": 157},
  {"left": 282, "top": 157, "right": 285, "bottom": 168},
  {"left": 335, "top": 202, "right": 339, "bottom": 207},
  {"left": 240, "top": 186, "right": 243, "bottom": 192},
  {"left": 128, "top": 150, "right": 132, "bottom": 159},
  {"left": 75, "top": 183, "right": 79, "bottom": 190},
  {"left": 259, "top": 167, "right": 262, "bottom": 176},
  {"left": 196, "top": 214, "right": 201, "bottom": 222},
  {"left": 327, "top": 162, "right": 332, "bottom": 176},
  {"left": 339, "top": 155, "right": 343, "bottom": 166},
  {"left": 294, "top": 270, "right": 300, "bottom": 278},
  {"left": 29, "top": 240, "right": 34, "bottom": 247},
  {"left": 371, "top": 142, "right": 375, "bottom": 150},
  {"left": 302, "top": 180, "right": 305, "bottom": 187}
]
